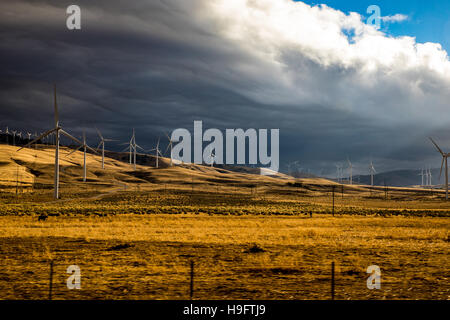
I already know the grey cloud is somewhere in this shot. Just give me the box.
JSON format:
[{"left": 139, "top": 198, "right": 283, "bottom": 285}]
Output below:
[{"left": 0, "top": 0, "right": 449, "bottom": 176}]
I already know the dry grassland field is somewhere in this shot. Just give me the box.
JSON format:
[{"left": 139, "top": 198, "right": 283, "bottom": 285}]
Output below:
[{"left": 0, "top": 145, "right": 449, "bottom": 300}]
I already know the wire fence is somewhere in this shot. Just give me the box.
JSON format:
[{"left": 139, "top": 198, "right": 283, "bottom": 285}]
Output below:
[{"left": 0, "top": 255, "right": 448, "bottom": 300}]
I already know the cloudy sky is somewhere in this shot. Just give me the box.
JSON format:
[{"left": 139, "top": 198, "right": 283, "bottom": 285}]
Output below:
[{"left": 1, "top": 0, "right": 450, "bottom": 176}]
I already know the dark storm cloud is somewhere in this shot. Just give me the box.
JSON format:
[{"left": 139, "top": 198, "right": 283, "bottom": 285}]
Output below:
[{"left": 1, "top": 0, "right": 450, "bottom": 175}]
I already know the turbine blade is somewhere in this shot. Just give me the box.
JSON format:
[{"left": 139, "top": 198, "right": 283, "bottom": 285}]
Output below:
[
  {"left": 429, "top": 137, "right": 445, "bottom": 155},
  {"left": 95, "top": 127, "right": 104, "bottom": 141},
  {"left": 165, "top": 144, "right": 171, "bottom": 154},
  {"left": 66, "top": 145, "right": 83, "bottom": 157},
  {"left": 60, "top": 129, "right": 83, "bottom": 146},
  {"left": 440, "top": 157, "right": 444, "bottom": 180},
  {"left": 86, "top": 145, "right": 99, "bottom": 154},
  {"left": 96, "top": 141, "right": 103, "bottom": 151}
]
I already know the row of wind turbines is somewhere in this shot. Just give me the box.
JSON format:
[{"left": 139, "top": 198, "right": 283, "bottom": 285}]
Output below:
[
  {"left": 14, "top": 86, "right": 176, "bottom": 199},
  {"left": 419, "top": 168, "right": 433, "bottom": 187},
  {"left": 6, "top": 86, "right": 450, "bottom": 201},
  {"left": 334, "top": 139, "right": 450, "bottom": 200},
  {"left": 335, "top": 159, "right": 376, "bottom": 186}
]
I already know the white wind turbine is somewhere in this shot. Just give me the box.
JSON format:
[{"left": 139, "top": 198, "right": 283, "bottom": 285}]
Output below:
[
  {"left": 5, "top": 127, "right": 9, "bottom": 144},
  {"left": 419, "top": 168, "right": 424, "bottom": 186},
  {"left": 18, "top": 85, "right": 83, "bottom": 199},
  {"left": 164, "top": 132, "right": 175, "bottom": 167},
  {"left": 96, "top": 128, "right": 115, "bottom": 169},
  {"left": 335, "top": 164, "right": 342, "bottom": 183},
  {"left": 132, "top": 130, "right": 146, "bottom": 170},
  {"left": 347, "top": 158, "right": 353, "bottom": 185},
  {"left": 12, "top": 130, "right": 16, "bottom": 146},
  {"left": 121, "top": 138, "right": 134, "bottom": 165},
  {"left": 369, "top": 161, "right": 376, "bottom": 186},
  {"left": 210, "top": 151, "right": 216, "bottom": 167},
  {"left": 120, "top": 129, "right": 136, "bottom": 165},
  {"left": 430, "top": 137, "right": 449, "bottom": 200},
  {"left": 150, "top": 137, "right": 163, "bottom": 168},
  {"left": 428, "top": 168, "right": 432, "bottom": 186},
  {"left": 122, "top": 129, "right": 145, "bottom": 170},
  {"left": 287, "top": 161, "right": 300, "bottom": 177},
  {"left": 67, "top": 132, "right": 97, "bottom": 182}
]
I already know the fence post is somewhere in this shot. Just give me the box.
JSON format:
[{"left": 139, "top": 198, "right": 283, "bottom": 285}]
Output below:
[
  {"left": 190, "top": 260, "right": 194, "bottom": 300},
  {"left": 49, "top": 260, "right": 54, "bottom": 300},
  {"left": 331, "top": 261, "right": 335, "bottom": 300}
]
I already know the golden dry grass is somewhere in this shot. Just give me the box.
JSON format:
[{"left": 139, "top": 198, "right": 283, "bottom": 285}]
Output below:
[{"left": 0, "top": 144, "right": 449, "bottom": 300}]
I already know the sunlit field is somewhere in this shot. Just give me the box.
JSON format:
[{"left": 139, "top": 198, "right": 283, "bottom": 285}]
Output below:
[{"left": 0, "top": 144, "right": 449, "bottom": 300}]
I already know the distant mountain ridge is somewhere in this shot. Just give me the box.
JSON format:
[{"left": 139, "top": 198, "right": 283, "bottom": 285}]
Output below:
[{"left": 353, "top": 168, "right": 443, "bottom": 187}]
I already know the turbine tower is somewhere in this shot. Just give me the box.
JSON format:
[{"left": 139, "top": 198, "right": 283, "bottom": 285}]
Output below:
[
  {"left": 67, "top": 132, "right": 97, "bottom": 182},
  {"left": 96, "top": 128, "right": 115, "bottom": 169},
  {"left": 165, "top": 132, "right": 175, "bottom": 167},
  {"left": 121, "top": 130, "right": 135, "bottom": 165},
  {"left": 12, "top": 130, "right": 16, "bottom": 146},
  {"left": 210, "top": 151, "right": 216, "bottom": 167},
  {"left": 429, "top": 137, "right": 449, "bottom": 200},
  {"left": 335, "top": 164, "right": 342, "bottom": 183},
  {"left": 347, "top": 158, "right": 353, "bottom": 185},
  {"left": 369, "top": 161, "right": 376, "bottom": 186},
  {"left": 150, "top": 137, "right": 163, "bottom": 168},
  {"left": 18, "top": 85, "right": 82, "bottom": 199},
  {"left": 129, "top": 129, "right": 145, "bottom": 170},
  {"left": 428, "top": 168, "right": 432, "bottom": 186}
]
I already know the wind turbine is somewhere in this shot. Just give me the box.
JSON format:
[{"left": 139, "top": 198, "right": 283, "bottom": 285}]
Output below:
[
  {"left": 164, "top": 132, "right": 175, "bottom": 167},
  {"left": 12, "top": 130, "right": 16, "bottom": 146},
  {"left": 287, "top": 161, "right": 300, "bottom": 177},
  {"left": 428, "top": 168, "right": 432, "bottom": 186},
  {"left": 5, "top": 127, "right": 9, "bottom": 144},
  {"left": 430, "top": 137, "right": 449, "bottom": 199},
  {"left": 124, "top": 129, "right": 145, "bottom": 170},
  {"left": 210, "top": 151, "right": 216, "bottom": 167},
  {"left": 96, "top": 128, "right": 115, "bottom": 169},
  {"left": 67, "top": 132, "right": 97, "bottom": 182},
  {"left": 120, "top": 130, "right": 135, "bottom": 165},
  {"left": 335, "top": 164, "right": 342, "bottom": 183},
  {"left": 419, "top": 168, "right": 424, "bottom": 186},
  {"left": 347, "top": 158, "right": 353, "bottom": 185},
  {"left": 150, "top": 137, "right": 163, "bottom": 168},
  {"left": 27, "top": 132, "right": 32, "bottom": 140},
  {"left": 18, "top": 85, "right": 83, "bottom": 199},
  {"left": 369, "top": 161, "right": 376, "bottom": 186}
]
